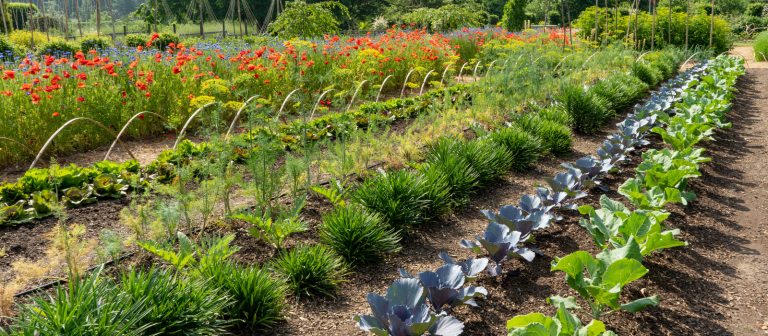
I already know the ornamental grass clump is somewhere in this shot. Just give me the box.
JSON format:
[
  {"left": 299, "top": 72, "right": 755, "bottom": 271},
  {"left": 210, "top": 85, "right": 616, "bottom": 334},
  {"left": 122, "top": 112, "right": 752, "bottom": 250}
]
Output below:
[
  {"left": 489, "top": 126, "right": 544, "bottom": 171},
  {"left": 352, "top": 170, "right": 441, "bottom": 230},
  {"left": 271, "top": 244, "right": 348, "bottom": 298},
  {"left": 558, "top": 84, "right": 611, "bottom": 135},
  {"left": 319, "top": 206, "right": 401, "bottom": 266}
]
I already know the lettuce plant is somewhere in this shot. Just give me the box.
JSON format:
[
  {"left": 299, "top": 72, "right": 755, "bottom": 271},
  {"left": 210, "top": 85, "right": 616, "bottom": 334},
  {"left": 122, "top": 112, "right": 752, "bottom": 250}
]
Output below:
[
  {"left": 92, "top": 173, "right": 129, "bottom": 198},
  {"left": 0, "top": 201, "right": 33, "bottom": 225},
  {"left": 355, "top": 278, "right": 464, "bottom": 336}
]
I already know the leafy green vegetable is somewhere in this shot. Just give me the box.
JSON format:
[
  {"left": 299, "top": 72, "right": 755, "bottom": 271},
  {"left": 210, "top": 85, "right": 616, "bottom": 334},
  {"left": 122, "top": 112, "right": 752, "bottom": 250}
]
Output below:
[{"left": 551, "top": 242, "right": 658, "bottom": 318}]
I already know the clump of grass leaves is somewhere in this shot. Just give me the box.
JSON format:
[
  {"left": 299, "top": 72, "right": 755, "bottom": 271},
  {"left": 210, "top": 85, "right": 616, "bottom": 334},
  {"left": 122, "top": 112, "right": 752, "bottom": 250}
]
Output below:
[
  {"left": 320, "top": 206, "right": 401, "bottom": 266},
  {"left": 271, "top": 244, "right": 349, "bottom": 298}
]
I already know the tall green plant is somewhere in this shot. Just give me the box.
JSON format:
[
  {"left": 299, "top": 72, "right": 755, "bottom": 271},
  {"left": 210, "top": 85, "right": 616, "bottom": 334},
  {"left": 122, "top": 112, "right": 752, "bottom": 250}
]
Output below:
[{"left": 502, "top": 0, "right": 528, "bottom": 31}]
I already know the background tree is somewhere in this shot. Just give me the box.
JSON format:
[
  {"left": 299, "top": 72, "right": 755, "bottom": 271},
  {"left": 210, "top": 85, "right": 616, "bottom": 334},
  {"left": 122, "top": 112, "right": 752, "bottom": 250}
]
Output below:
[
  {"left": 502, "top": 0, "right": 528, "bottom": 30},
  {"left": 268, "top": 0, "right": 350, "bottom": 38}
]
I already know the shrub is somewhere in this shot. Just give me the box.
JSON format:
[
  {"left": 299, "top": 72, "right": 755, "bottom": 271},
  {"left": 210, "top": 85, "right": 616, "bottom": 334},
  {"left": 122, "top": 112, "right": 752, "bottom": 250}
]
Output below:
[
  {"left": 0, "top": 37, "right": 19, "bottom": 60},
  {"left": 747, "top": 3, "right": 765, "bottom": 17},
  {"left": 7, "top": 272, "right": 151, "bottom": 335},
  {"left": 152, "top": 33, "right": 180, "bottom": 50},
  {"left": 271, "top": 244, "right": 348, "bottom": 298},
  {"left": 573, "top": 6, "right": 733, "bottom": 53},
  {"left": 397, "top": 3, "right": 488, "bottom": 32},
  {"left": 80, "top": 35, "right": 110, "bottom": 51},
  {"left": 419, "top": 167, "right": 453, "bottom": 217},
  {"left": 6, "top": 3, "right": 37, "bottom": 30},
  {"left": 37, "top": 40, "right": 79, "bottom": 56},
  {"left": 319, "top": 206, "right": 401, "bottom": 266},
  {"left": 489, "top": 126, "right": 544, "bottom": 171},
  {"left": 199, "top": 261, "right": 287, "bottom": 330},
  {"left": 515, "top": 114, "right": 573, "bottom": 156},
  {"left": 351, "top": 170, "right": 435, "bottom": 230},
  {"left": 120, "top": 267, "right": 233, "bottom": 335},
  {"left": 268, "top": 0, "right": 351, "bottom": 38},
  {"left": 7, "top": 30, "right": 47, "bottom": 51},
  {"left": 558, "top": 84, "right": 611, "bottom": 135},
  {"left": 124, "top": 34, "right": 148, "bottom": 47},
  {"left": 755, "top": 31, "right": 768, "bottom": 62}
]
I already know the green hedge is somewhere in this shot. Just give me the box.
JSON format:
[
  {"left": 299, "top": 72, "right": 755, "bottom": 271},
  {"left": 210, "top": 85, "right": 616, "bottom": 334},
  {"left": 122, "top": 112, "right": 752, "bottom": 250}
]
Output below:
[
  {"left": 755, "top": 31, "right": 768, "bottom": 62},
  {"left": 574, "top": 6, "right": 733, "bottom": 53}
]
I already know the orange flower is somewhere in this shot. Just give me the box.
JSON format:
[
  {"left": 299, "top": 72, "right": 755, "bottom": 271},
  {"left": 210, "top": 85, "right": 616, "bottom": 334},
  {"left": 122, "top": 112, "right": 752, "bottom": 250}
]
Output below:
[{"left": 52, "top": 111, "right": 60, "bottom": 117}]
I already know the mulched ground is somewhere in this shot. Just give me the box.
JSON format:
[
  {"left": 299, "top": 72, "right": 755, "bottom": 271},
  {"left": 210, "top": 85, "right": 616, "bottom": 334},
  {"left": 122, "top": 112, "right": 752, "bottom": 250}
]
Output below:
[{"left": 256, "top": 66, "right": 768, "bottom": 335}]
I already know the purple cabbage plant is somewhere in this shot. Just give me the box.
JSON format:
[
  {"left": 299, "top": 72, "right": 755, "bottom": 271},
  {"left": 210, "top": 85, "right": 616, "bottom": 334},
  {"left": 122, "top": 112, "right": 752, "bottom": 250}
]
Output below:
[{"left": 355, "top": 278, "right": 465, "bottom": 336}]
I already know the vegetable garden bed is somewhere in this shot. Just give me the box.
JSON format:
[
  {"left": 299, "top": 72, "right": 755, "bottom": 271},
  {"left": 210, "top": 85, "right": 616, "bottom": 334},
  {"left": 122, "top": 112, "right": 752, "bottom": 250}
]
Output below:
[{"left": 3, "top": 40, "right": 762, "bottom": 336}]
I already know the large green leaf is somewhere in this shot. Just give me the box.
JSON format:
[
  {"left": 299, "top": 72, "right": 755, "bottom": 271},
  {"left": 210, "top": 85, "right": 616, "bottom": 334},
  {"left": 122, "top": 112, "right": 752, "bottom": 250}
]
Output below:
[
  {"left": 620, "top": 295, "right": 659, "bottom": 313},
  {"left": 601, "top": 259, "right": 648, "bottom": 289}
]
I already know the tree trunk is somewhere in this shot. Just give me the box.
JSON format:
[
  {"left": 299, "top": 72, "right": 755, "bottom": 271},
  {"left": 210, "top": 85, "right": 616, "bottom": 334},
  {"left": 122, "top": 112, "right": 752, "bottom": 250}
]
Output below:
[
  {"left": 567, "top": 0, "right": 573, "bottom": 46},
  {"left": 685, "top": 0, "right": 690, "bottom": 50},
  {"left": 95, "top": 0, "right": 101, "bottom": 37},
  {"left": 27, "top": 0, "right": 34, "bottom": 49},
  {"left": 237, "top": 0, "right": 242, "bottom": 36},
  {"left": 75, "top": 0, "right": 83, "bottom": 38},
  {"left": 108, "top": 0, "right": 116, "bottom": 37},
  {"left": 199, "top": 0, "right": 204, "bottom": 37},
  {"left": 651, "top": 0, "right": 656, "bottom": 50},
  {"left": 560, "top": 0, "right": 566, "bottom": 50},
  {"left": 668, "top": 0, "right": 673, "bottom": 44},
  {"left": 64, "top": 0, "right": 70, "bottom": 38},
  {"left": 594, "top": 0, "right": 599, "bottom": 41},
  {"left": 0, "top": 0, "right": 8, "bottom": 35},
  {"left": 634, "top": 0, "right": 640, "bottom": 48},
  {"left": 40, "top": 0, "right": 50, "bottom": 41},
  {"left": 625, "top": 0, "right": 635, "bottom": 42},
  {"left": 153, "top": 0, "right": 158, "bottom": 32},
  {"left": 708, "top": 0, "right": 715, "bottom": 48}
]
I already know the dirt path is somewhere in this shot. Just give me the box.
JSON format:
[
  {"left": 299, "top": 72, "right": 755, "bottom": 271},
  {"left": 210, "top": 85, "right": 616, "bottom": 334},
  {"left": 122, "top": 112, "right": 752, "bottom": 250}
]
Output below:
[{"left": 709, "top": 51, "right": 768, "bottom": 334}]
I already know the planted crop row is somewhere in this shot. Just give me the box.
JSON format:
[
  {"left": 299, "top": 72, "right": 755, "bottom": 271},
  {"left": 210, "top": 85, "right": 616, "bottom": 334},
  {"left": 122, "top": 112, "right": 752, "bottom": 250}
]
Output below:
[
  {"left": 354, "top": 54, "right": 727, "bottom": 335},
  {"left": 506, "top": 54, "right": 744, "bottom": 334}
]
